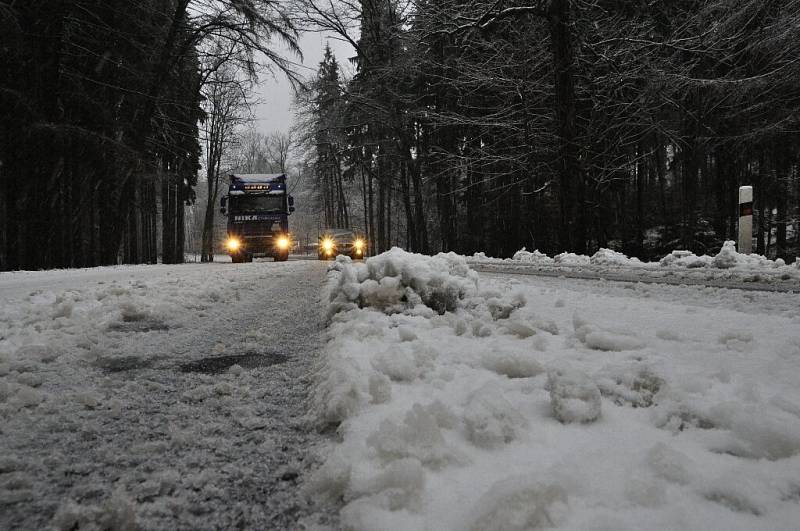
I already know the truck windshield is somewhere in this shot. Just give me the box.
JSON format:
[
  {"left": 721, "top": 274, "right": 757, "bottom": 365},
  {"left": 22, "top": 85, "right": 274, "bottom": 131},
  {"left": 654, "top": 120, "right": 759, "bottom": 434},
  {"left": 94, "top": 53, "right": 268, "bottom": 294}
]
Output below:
[{"left": 230, "top": 195, "right": 284, "bottom": 213}]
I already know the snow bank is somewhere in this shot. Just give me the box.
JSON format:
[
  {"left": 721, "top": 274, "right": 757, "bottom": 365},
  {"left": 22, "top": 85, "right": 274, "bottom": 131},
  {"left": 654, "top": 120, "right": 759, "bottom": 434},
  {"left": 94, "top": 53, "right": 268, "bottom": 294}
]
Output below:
[
  {"left": 671, "top": 240, "right": 800, "bottom": 274},
  {"left": 499, "top": 241, "right": 800, "bottom": 281},
  {"left": 327, "top": 248, "right": 479, "bottom": 316},
  {"left": 590, "top": 248, "right": 641, "bottom": 267},
  {"left": 511, "top": 248, "right": 554, "bottom": 264},
  {"left": 312, "top": 248, "right": 800, "bottom": 530},
  {"left": 710, "top": 240, "right": 787, "bottom": 269},
  {"left": 659, "top": 250, "right": 714, "bottom": 268},
  {"left": 554, "top": 252, "right": 590, "bottom": 266}
]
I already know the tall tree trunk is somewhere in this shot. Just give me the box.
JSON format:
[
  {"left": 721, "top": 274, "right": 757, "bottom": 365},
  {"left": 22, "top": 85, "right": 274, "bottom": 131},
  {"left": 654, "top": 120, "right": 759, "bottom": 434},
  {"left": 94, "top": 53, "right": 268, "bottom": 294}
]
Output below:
[
  {"left": 201, "top": 159, "right": 220, "bottom": 262},
  {"left": 634, "top": 142, "right": 645, "bottom": 256},
  {"left": 176, "top": 180, "right": 186, "bottom": 263},
  {"left": 654, "top": 139, "right": 668, "bottom": 225},
  {"left": 410, "top": 160, "right": 429, "bottom": 254},
  {"left": 549, "top": 0, "right": 584, "bottom": 253},
  {"left": 150, "top": 179, "right": 159, "bottom": 263},
  {"left": 775, "top": 151, "right": 788, "bottom": 260},
  {"left": 682, "top": 142, "right": 699, "bottom": 251},
  {"left": 329, "top": 147, "right": 349, "bottom": 228},
  {"left": 162, "top": 170, "right": 172, "bottom": 263},
  {"left": 361, "top": 166, "right": 369, "bottom": 242},
  {"left": 1, "top": 163, "right": 8, "bottom": 269},
  {"left": 436, "top": 170, "right": 455, "bottom": 252},
  {"left": 377, "top": 154, "right": 387, "bottom": 252},
  {"left": 712, "top": 150, "right": 727, "bottom": 241},
  {"left": 756, "top": 153, "right": 766, "bottom": 255},
  {"left": 201, "top": 202, "right": 216, "bottom": 262},
  {"left": 399, "top": 161, "right": 417, "bottom": 250},
  {"left": 367, "top": 165, "right": 375, "bottom": 255},
  {"left": 386, "top": 173, "right": 393, "bottom": 248}
]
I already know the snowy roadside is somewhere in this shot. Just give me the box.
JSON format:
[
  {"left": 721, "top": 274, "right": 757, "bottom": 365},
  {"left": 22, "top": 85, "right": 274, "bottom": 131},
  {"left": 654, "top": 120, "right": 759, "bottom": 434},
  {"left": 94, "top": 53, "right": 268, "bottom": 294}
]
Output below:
[
  {"left": 0, "top": 260, "right": 335, "bottom": 529},
  {"left": 310, "top": 249, "right": 800, "bottom": 530},
  {"left": 470, "top": 242, "right": 800, "bottom": 290}
]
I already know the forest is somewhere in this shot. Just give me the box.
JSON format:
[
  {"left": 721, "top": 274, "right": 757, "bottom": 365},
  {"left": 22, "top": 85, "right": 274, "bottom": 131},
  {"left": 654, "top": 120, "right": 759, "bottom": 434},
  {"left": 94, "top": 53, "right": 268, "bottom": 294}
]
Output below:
[
  {"left": 2, "top": 0, "right": 799, "bottom": 271},
  {"left": 298, "top": 0, "right": 800, "bottom": 261},
  {"left": 0, "top": 0, "right": 297, "bottom": 270}
]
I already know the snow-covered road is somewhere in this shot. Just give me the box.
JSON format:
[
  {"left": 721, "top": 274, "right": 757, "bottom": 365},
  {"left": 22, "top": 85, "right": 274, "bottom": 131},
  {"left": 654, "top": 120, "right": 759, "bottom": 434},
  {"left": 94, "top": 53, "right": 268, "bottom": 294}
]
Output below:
[
  {"left": 0, "top": 260, "right": 336, "bottom": 530},
  {"left": 4, "top": 250, "right": 800, "bottom": 531}
]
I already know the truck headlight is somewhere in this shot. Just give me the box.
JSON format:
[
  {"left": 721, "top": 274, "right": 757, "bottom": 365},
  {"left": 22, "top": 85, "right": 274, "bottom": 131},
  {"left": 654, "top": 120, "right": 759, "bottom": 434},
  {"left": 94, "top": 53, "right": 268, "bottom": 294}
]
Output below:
[
  {"left": 226, "top": 237, "right": 241, "bottom": 251},
  {"left": 276, "top": 236, "right": 290, "bottom": 250},
  {"left": 322, "top": 238, "right": 334, "bottom": 253}
]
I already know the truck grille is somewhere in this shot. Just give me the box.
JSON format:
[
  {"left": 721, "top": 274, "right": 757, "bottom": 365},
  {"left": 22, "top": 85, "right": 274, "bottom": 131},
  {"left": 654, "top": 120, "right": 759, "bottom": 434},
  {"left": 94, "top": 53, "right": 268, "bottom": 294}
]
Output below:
[{"left": 234, "top": 221, "right": 278, "bottom": 237}]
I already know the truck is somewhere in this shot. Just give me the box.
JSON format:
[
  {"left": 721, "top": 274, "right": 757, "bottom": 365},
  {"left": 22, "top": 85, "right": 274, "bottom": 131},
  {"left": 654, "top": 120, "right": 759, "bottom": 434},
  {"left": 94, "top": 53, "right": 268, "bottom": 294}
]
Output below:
[{"left": 219, "top": 173, "right": 295, "bottom": 263}]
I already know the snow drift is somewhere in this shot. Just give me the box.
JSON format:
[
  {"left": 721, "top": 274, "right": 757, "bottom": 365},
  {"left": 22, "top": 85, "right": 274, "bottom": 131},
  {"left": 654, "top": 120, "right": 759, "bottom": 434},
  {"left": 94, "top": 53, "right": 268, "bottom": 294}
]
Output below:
[
  {"left": 311, "top": 248, "right": 800, "bottom": 531},
  {"left": 327, "top": 249, "right": 479, "bottom": 316},
  {"left": 477, "top": 240, "right": 800, "bottom": 284}
]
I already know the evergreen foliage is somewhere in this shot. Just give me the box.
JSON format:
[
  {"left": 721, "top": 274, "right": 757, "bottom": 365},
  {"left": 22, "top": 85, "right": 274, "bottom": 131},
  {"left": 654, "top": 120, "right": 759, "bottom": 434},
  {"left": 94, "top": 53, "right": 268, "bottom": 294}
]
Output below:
[
  {"left": 0, "top": 0, "right": 297, "bottom": 270},
  {"left": 298, "top": 0, "right": 800, "bottom": 260}
]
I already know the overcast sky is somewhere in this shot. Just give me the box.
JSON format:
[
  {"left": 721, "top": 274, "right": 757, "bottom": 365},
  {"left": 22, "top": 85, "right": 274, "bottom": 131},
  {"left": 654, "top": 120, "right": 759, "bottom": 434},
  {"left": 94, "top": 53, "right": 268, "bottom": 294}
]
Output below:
[{"left": 253, "top": 32, "right": 355, "bottom": 135}]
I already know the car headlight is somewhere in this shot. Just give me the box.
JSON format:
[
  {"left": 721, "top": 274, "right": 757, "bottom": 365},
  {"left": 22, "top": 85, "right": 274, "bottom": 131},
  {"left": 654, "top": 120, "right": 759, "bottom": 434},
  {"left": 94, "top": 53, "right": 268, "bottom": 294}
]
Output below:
[
  {"left": 226, "top": 237, "right": 241, "bottom": 251},
  {"left": 322, "top": 238, "right": 334, "bottom": 252},
  {"left": 354, "top": 239, "right": 364, "bottom": 250},
  {"left": 276, "top": 236, "right": 290, "bottom": 250}
]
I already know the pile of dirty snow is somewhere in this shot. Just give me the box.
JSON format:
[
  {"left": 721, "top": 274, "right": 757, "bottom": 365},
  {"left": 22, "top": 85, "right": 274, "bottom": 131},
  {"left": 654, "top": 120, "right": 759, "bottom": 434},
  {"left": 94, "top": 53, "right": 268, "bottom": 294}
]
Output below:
[
  {"left": 658, "top": 250, "right": 714, "bottom": 268},
  {"left": 310, "top": 249, "right": 800, "bottom": 531},
  {"left": 326, "top": 248, "right": 479, "bottom": 316},
  {"left": 511, "top": 248, "right": 554, "bottom": 264},
  {"left": 658, "top": 241, "right": 796, "bottom": 272}
]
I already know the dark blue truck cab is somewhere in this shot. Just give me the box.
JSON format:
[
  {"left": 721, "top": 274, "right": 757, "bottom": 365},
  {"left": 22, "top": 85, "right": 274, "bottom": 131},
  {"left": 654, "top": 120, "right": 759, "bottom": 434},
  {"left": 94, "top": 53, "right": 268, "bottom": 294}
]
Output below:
[{"left": 220, "top": 173, "right": 295, "bottom": 263}]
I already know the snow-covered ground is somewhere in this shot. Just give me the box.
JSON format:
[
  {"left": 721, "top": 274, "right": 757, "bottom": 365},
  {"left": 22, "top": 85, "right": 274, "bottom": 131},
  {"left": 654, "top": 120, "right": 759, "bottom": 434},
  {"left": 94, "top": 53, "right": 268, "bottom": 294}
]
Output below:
[
  {"left": 471, "top": 242, "right": 800, "bottom": 292},
  {"left": 0, "top": 260, "right": 337, "bottom": 529},
  {"left": 312, "top": 249, "right": 800, "bottom": 530}
]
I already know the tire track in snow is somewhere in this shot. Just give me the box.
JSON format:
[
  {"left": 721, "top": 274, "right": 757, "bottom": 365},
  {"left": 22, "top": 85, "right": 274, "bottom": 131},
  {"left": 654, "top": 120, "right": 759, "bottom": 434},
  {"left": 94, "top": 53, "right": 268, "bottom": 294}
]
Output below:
[{"left": 0, "top": 261, "right": 338, "bottom": 530}]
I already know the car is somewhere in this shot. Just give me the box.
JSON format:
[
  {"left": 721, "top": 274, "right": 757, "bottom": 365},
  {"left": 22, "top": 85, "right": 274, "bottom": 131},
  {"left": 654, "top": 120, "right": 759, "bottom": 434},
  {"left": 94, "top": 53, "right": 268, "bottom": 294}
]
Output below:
[{"left": 318, "top": 229, "right": 367, "bottom": 260}]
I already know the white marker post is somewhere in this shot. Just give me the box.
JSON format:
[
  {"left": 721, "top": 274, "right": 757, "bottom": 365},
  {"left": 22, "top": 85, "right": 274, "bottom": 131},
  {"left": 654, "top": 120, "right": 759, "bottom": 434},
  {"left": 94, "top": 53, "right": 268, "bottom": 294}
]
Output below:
[{"left": 738, "top": 186, "right": 753, "bottom": 255}]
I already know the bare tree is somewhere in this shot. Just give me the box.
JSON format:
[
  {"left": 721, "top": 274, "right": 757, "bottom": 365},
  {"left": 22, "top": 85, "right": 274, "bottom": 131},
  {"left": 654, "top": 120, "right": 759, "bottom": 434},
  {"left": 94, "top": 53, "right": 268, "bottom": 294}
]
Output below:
[
  {"left": 235, "top": 126, "right": 270, "bottom": 173},
  {"left": 200, "top": 62, "right": 253, "bottom": 262},
  {"left": 264, "top": 131, "right": 294, "bottom": 174}
]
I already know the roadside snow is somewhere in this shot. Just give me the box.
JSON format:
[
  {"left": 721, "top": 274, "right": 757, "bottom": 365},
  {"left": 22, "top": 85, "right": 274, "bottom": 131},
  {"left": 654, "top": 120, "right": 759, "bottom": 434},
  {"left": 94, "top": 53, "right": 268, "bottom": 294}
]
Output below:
[
  {"left": 312, "top": 248, "right": 800, "bottom": 530},
  {"left": 475, "top": 242, "right": 800, "bottom": 287}
]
